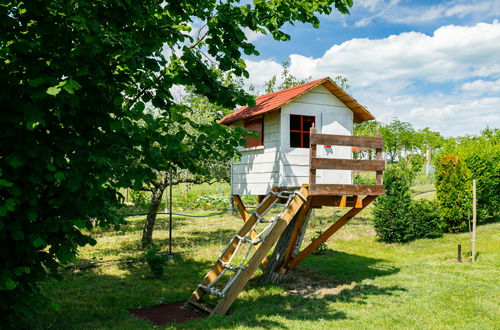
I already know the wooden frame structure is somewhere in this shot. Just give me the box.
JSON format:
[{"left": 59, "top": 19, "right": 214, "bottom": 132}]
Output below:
[{"left": 186, "top": 129, "right": 385, "bottom": 316}]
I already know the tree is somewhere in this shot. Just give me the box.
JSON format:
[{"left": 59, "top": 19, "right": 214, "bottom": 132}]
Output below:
[{"left": 0, "top": 0, "right": 354, "bottom": 325}]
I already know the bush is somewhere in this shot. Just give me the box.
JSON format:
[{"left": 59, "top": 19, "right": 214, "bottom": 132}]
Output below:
[
  {"left": 410, "top": 199, "right": 442, "bottom": 239},
  {"left": 144, "top": 246, "right": 166, "bottom": 278},
  {"left": 373, "top": 166, "right": 414, "bottom": 243},
  {"left": 436, "top": 129, "right": 499, "bottom": 224},
  {"left": 373, "top": 165, "right": 443, "bottom": 243},
  {"left": 435, "top": 155, "right": 472, "bottom": 232}
]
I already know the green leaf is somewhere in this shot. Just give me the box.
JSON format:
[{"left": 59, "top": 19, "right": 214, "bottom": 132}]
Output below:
[
  {"left": 74, "top": 219, "right": 86, "bottom": 229},
  {"left": 14, "top": 267, "right": 30, "bottom": 276},
  {"left": 29, "top": 77, "right": 45, "bottom": 87},
  {"left": 0, "top": 179, "right": 13, "bottom": 187},
  {"left": 54, "top": 172, "right": 65, "bottom": 181},
  {"left": 33, "top": 238, "right": 46, "bottom": 248},
  {"left": 4, "top": 279, "right": 17, "bottom": 290},
  {"left": 62, "top": 79, "right": 82, "bottom": 95},
  {"left": 46, "top": 86, "right": 61, "bottom": 96}
]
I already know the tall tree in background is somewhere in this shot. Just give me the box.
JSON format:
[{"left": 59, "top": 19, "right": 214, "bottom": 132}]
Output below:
[{"left": 0, "top": 0, "right": 354, "bottom": 325}]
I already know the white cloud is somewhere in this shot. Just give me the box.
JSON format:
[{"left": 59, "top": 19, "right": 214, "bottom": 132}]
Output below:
[
  {"left": 352, "top": 0, "right": 500, "bottom": 26},
  {"left": 461, "top": 78, "right": 500, "bottom": 94},
  {"left": 244, "top": 22, "right": 500, "bottom": 136}
]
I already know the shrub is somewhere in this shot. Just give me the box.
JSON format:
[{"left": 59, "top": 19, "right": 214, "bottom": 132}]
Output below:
[
  {"left": 373, "top": 165, "right": 443, "bottom": 243},
  {"left": 435, "top": 155, "right": 472, "bottom": 232},
  {"left": 436, "top": 129, "right": 499, "bottom": 224},
  {"left": 373, "top": 166, "right": 414, "bottom": 243},
  {"left": 144, "top": 246, "right": 166, "bottom": 278},
  {"left": 409, "top": 199, "right": 442, "bottom": 239}
]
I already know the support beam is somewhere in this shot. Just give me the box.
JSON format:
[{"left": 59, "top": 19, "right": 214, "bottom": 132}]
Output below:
[
  {"left": 278, "top": 198, "right": 313, "bottom": 272},
  {"left": 285, "top": 195, "right": 377, "bottom": 271}
]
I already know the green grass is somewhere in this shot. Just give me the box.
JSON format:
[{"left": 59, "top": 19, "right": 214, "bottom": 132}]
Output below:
[{"left": 30, "top": 187, "right": 499, "bottom": 329}]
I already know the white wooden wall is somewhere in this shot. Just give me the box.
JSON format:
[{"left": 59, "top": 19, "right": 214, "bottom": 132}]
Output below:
[
  {"left": 231, "top": 85, "right": 353, "bottom": 195},
  {"left": 280, "top": 85, "right": 353, "bottom": 187},
  {"left": 231, "top": 112, "right": 281, "bottom": 195}
]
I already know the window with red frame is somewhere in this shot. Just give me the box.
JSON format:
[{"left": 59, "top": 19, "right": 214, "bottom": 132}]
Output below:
[
  {"left": 243, "top": 117, "right": 264, "bottom": 148},
  {"left": 290, "top": 115, "right": 315, "bottom": 148}
]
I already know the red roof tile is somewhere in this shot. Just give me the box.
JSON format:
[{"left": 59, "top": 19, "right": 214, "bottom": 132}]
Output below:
[{"left": 219, "top": 77, "right": 374, "bottom": 125}]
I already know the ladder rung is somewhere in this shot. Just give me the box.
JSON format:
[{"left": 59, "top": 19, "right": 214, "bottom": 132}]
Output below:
[
  {"left": 185, "top": 299, "right": 214, "bottom": 314},
  {"left": 242, "top": 237, "right": 264, "bottom": 245},
  {"left": 223, "top": 264, "right": 246, "bottom": 271},
  {"left": 198, "top": 285, "right": 225, "bottom": 298}
]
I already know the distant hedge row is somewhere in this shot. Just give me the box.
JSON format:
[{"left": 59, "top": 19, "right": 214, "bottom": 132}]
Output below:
[{"left": 373, "top": 129, "right": 499, "bottom": 243}]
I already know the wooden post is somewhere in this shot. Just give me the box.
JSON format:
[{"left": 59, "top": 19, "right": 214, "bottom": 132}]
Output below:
[
  {"left": 169, "top": 172, "right": 173, "bottom": 257},
  {"left": 471, "top": 180, "right": 477, "bottom": 262},
  {"left": 309, "top": 125, "right": 317, "bottom": 186},
  {"left": 457, "top": 244, "right": 462, "bottom": 263},
  {"left": 375, "top": 129, "right": 383, "bottom": 185}
]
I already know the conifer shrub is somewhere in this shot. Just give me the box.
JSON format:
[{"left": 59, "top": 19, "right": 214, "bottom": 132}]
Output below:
[
  {"left": 410, "top": 199, "right": 442, "bottom": 238},
  {"left": 435, "top": 155, "right": 472, "bottom": 232},
  {"left": 373, "top": 165, "right": 443, "bottom": 243},
  {"left": 373, "top": 166, "right": 414, "bottom": 243}
]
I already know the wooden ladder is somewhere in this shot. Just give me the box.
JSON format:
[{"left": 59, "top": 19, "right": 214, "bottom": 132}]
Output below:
[{"left": 185, "top": 186, "right": 309, "bottom": 315}]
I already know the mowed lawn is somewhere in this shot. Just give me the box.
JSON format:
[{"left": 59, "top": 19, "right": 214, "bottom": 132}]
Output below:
[{"left": 31, "top": 203, "right": 499, "bottom": 329}]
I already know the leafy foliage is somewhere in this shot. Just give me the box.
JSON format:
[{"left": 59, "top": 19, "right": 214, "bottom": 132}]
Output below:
[
  {"left": 437, "top": 129, "right": 499, "bottom": 224},
  {"left": 435, "top": 155, "right": 473, "bottom": 232},
  {"left": 373, "top": 165, "right": 443, "bottom": 243},
  {"left": 0, "top": 0, "right": 354, "bottom": 325},
  {"left": 410, "top": 199, "right": 442, "bottom": 239},
  {"left": 373, "top": 166, "right": 415, "bottom": 243},
  {"left": 144, "top": 246, "right": 167, "bottom": 278}
]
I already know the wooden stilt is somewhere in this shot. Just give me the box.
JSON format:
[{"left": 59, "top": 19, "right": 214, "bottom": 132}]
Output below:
[{"left": 278, "top": 197, "right": 313, "bottom": 272}]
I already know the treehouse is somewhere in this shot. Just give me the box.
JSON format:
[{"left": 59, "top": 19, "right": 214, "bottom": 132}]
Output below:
[
  {"left": 219, "top": 77, "right": 376, "bottom": 196},
  {"left": 185, "top": 77, "right": 386, "bottom": 316}
]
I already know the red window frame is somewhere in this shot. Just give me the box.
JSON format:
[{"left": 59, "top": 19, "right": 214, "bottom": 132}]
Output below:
[
  {"left": 243, "top": 117, "right": 264, "bottom": 148},
  {"left": 290, "top": 115, "right": 315, "bottom": 148}
]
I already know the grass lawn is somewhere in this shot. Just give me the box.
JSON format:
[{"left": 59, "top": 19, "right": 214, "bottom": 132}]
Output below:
[{"left": 30, "top": 197, "right": 499, "bottom": 329}]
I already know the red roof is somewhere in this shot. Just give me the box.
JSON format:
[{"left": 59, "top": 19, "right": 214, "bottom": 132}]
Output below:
[{"left": 219, "top": 77, "right": 374, "bottom": 125}]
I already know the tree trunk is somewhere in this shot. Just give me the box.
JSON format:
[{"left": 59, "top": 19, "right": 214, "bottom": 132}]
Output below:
[
  {"left": 260, "top": 208, "right": 312, "bottom": 284},
  {"left": 141, "top": 185, "right": 166, "bottom": 249}
]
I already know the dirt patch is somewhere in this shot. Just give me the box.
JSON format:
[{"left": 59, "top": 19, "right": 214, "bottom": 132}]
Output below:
[
  {"left": 129, "top": 301, "right": 207, "bottom": 326},
  {"left": 282, "top": 269, "right": 356, "bottom": 298}
]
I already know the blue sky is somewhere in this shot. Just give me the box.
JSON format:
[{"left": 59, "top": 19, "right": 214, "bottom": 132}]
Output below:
[{"left": 241, "top": 0, "right": 500, "bottom": 137}]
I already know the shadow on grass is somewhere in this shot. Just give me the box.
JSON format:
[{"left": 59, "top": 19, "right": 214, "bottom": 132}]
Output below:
[{"left": 36, "top": 249, "right": 403, "bottom": 329}]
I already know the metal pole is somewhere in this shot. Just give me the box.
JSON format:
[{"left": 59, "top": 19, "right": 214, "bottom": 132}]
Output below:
[
  {"left": 169, "top": 171, "right": 173, "bottom": 257},
  {"left": 471, "top": 179, "right": 476, "bottom": 262}
]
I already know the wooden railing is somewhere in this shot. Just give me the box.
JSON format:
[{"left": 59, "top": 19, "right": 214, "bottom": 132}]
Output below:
[{"left": 309, "top": 127, "right": 385, "bottom": 196}]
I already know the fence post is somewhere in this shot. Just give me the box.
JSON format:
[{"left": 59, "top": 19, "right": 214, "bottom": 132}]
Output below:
[
  {"left": 169, "top": 172, "right": 173, "bottom": 259},
  {"left": 471, "top": 179, "right": 477, "bottom": 262}
]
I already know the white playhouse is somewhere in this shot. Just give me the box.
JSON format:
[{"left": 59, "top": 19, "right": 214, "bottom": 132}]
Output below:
[{"left": 219, "top": 77, "right": 375, "bottom": 196}]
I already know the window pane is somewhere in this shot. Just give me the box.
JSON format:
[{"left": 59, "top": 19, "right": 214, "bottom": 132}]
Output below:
[
  {"left": 290, "top": 132, "right": 301, "bottom": 148},
  {"left": 290, "top": 115, "right": 301, "bottom": 131},
  {"left": 244, "top": 118, "right": 263, "bottom": 148},
  {"left": 303, "top": 131, "right": 310, "bottom": 148},
  {"left": 303, "top": 115, "right": 315, "bottom": 132}
]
